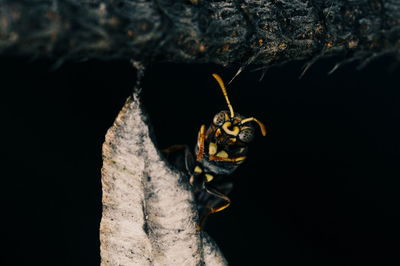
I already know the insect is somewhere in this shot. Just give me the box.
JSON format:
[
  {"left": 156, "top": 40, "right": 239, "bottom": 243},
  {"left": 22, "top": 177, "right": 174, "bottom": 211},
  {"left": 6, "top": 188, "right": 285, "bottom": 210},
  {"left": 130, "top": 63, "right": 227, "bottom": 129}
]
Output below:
[{"left": 163, "top": 74, "right": 267, "bottom": 228}]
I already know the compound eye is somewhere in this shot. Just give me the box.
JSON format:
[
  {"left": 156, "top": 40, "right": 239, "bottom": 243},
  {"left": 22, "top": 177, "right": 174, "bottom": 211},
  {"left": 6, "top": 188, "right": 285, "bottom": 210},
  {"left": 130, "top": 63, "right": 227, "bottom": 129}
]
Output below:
[
  {"left": 213, "top": 111, "right": 227, "bottom": 127},
  {"left": 238, "top": 128, "right": 255, "bottom": 143}
]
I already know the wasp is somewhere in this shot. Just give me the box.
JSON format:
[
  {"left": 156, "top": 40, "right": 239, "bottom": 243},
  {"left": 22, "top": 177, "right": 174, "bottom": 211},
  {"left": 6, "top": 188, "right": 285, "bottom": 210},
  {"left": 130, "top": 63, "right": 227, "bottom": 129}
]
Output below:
[{"left": 163, "top": 74, "right": 266, "bottom": 228}]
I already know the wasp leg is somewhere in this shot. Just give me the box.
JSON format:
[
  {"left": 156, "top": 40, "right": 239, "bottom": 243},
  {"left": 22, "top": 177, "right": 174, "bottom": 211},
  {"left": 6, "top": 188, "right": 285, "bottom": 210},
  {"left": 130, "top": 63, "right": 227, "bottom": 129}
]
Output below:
[
  {"left": 196, "top": 125, "right": 206, "bottom": 162},
  {"left": 197, "top": 184, "right": 231, "bottom": 229},
  {"left": 209, "top": 155, "right": 246, "bottom": 164}
]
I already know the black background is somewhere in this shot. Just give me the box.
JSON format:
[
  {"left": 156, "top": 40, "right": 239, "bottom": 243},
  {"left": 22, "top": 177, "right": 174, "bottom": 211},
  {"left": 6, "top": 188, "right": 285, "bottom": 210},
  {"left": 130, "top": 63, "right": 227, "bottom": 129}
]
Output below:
[{"left": 1, "top": 56, "right": 399, "bottom": 266}]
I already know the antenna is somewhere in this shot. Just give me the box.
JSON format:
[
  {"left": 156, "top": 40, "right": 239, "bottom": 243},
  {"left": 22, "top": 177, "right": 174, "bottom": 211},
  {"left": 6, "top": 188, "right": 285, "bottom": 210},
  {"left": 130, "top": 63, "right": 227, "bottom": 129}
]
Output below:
[
  {"left": 240, "top": 117, "right": 267, "bottom": 136},
  {"left": 212, "top": 73, "right": 234, "bottom": 118}
]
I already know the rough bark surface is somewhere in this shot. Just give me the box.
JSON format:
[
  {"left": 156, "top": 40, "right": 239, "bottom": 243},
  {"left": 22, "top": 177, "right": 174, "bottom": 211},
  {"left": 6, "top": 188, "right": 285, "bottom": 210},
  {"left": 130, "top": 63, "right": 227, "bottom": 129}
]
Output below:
[
  {"left": 100, "top": 91, "right": 227, "bottom": 265},
  {"left": 0, "top": 0, "right": 399, "bottom": 66}
]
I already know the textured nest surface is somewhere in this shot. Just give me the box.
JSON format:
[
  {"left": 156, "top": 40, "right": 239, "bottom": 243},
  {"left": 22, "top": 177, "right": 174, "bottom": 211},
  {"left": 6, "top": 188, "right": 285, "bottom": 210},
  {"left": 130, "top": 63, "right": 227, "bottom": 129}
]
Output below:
[{"left": 100, "top": 91, "right": 227, "bottom": 265}]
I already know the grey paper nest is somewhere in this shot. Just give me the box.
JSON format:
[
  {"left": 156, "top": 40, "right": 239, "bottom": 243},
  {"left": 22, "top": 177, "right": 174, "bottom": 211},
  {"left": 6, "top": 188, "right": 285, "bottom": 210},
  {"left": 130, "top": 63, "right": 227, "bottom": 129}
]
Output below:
[{"left": 100, "top": 92, "right": 227, "bottom": 266}]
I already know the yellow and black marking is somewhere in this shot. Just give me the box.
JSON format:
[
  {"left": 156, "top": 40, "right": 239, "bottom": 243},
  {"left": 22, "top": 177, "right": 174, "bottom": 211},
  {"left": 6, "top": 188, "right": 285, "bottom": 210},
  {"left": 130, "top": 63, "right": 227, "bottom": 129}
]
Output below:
[
  {"left": 208, "top": 142, "right": 217, "bottom": 155},
  {"left": 194, "top": 166, "right": 203, "bottom": 173},
  {"left": 205, "top": 173, "right": 214, "bottom": 183}
]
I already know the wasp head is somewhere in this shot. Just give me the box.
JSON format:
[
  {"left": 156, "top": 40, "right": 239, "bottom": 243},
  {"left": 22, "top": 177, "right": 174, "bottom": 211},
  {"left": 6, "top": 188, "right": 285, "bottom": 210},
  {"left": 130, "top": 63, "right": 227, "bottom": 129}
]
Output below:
[
  {"left": 212, "top": 110, "right": 266, "bottom": 144},
  {"left": 211, "top": 73, "right": 267, "bottom": 144}
]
